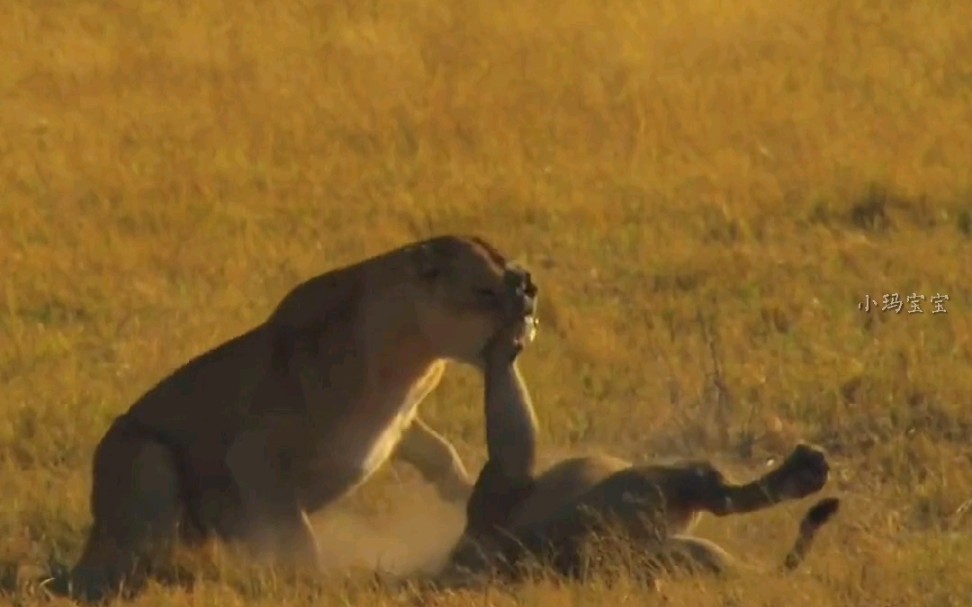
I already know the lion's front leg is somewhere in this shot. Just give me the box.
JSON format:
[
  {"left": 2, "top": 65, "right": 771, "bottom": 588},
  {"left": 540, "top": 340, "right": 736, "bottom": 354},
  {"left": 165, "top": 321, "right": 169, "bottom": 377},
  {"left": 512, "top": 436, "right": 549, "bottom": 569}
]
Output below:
[
  {"left": 226, "top": 428, "right": 321, "bottom": 571},
  {"left": 394, "top": 417, "right": 472, "bottom": 503},
  {"left": 480, "top": 321, "right": 539, "bottom": 485},
  {"left": 712, "top": 443, "right": 831, "bottom": 516}
]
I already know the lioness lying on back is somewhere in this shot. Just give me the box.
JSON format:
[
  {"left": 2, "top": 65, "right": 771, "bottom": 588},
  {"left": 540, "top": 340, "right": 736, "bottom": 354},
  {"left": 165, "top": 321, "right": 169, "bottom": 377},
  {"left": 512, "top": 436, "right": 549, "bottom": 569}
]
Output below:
[
  {"left": 67, "top": 235, "right": 540, "bottom": 601},
  {"left": 446, "top": 447, "right": 839, "bottom": 586},
  {"left": 433, "top": 334, "right": 839, "bottom": 588}
]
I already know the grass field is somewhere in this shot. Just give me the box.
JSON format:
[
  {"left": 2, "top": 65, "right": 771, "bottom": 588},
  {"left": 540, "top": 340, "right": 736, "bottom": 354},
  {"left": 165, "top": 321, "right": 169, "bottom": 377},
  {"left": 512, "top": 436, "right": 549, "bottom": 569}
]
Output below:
[{"left": 2, "top": 0, "right": 971, "bottom": 604}]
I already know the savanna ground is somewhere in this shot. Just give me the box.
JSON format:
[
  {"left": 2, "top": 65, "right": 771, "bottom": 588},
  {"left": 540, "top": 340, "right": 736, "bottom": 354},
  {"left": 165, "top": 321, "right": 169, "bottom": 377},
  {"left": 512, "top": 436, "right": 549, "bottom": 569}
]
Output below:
[{"left": 1, "top": 0, "right": 971, "bottom": 605}]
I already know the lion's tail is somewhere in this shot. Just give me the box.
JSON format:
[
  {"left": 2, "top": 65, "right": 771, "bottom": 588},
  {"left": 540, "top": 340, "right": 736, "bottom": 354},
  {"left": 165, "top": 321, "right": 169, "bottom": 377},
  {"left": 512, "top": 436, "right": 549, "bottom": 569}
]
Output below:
[{"left": 780, "top": 497, "right": 840, "bottom": 572}]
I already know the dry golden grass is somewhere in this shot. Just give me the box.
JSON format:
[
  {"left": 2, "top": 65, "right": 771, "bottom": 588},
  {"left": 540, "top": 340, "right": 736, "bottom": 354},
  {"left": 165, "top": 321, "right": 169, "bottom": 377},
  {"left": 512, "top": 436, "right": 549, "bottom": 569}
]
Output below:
[{"left": 2, "top": 0, "right": 971, "bottom": 604}]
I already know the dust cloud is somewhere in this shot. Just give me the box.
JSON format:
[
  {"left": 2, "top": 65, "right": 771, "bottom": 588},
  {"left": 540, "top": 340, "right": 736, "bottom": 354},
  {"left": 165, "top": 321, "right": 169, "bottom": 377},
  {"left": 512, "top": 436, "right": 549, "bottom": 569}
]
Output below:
[
  {"left": 309, "top": 479, "right": 467, "bottom": 578},
  {"left": 302, "top": 450, "right": 622, "bottom": 579}
]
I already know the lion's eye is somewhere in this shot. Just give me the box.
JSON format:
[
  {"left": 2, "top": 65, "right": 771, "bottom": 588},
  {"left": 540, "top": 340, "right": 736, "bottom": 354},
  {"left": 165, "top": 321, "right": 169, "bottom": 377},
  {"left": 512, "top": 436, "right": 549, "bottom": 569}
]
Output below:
[{"left": 476, "top": 288, "right": 498, "bottom": 300}]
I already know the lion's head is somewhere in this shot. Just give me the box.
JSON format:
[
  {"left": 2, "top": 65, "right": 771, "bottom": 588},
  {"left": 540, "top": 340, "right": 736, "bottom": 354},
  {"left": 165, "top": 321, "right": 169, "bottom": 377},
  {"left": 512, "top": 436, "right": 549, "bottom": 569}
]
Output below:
[{"left": 407, "top": 235, "right": 538, "bottom": 366}]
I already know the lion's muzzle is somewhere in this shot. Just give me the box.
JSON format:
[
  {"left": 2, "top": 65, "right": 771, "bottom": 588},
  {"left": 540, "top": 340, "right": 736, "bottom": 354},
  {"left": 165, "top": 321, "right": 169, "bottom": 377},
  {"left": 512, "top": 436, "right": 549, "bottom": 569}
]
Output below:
[
  {"left": 503, "top": 265, "right": 538, "bottom": 344},
  {"left": 503, "top": 265, "right": 537, "bottom": 318},
  {"left": 503, "top": 264, "right": 538, "bottom": 343}
]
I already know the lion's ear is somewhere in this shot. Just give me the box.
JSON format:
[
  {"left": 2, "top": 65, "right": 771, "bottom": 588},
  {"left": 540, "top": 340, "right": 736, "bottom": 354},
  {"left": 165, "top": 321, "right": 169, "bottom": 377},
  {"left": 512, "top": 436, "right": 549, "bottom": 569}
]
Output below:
[{"left": 410, "top": 242, "right": 443, "bottom": 280}]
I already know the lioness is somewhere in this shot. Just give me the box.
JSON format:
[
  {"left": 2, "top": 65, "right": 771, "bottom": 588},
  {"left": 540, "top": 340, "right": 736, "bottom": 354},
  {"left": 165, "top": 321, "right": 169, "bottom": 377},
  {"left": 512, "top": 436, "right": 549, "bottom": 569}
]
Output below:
[
  {"left": 432, "top": 336, "right": 839, "bottom": 588},
  {"left": 67, "top": 235, "right": 539, "bottom": 601}
]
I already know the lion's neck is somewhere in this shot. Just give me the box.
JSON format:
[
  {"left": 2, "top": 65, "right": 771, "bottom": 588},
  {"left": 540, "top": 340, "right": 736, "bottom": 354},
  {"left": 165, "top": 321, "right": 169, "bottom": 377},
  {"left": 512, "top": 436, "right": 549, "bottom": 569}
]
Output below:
[{"left": 358, "top": 282, "right": 441, "bottom": 384}]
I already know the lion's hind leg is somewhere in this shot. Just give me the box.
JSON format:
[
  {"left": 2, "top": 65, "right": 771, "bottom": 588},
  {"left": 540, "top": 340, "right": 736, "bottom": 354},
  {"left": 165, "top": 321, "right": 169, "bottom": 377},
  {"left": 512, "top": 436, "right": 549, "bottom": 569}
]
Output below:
[
  {"left": 68, "top": 417, "right": 183, "bottom": 602},
  {"left": 647, "top": 536, "right": 735, "bottom": 578}
]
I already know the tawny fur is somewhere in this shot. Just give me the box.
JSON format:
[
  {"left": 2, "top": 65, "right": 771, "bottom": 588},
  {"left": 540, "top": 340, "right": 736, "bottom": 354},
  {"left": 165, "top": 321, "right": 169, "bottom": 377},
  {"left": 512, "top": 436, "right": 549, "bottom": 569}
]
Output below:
[
  {"left": 67, "top": 235, "right": 539, "bottom": 601},
  {"left": 426, "top": 334, "right": 839, "bottom": 589},
  {"left": 437, "top": 443, "right": 838, "bottom": 588}
]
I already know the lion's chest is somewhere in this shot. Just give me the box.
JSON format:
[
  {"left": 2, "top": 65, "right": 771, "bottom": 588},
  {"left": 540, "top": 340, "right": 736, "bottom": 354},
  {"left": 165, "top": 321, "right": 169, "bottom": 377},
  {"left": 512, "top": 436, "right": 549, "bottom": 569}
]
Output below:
[
  {"left": 307, "top": 362, "right": 444, "bottom": 483},
  {"left": 354, "top": 391, "right": 423, "bottom": 477}
]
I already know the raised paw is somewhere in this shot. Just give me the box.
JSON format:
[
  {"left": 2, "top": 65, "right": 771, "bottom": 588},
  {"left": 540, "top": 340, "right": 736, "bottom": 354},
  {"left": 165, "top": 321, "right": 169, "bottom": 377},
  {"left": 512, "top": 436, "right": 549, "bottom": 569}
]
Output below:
[
  {"left": 436, "top": 469, "right": 474, "bottom": 504},
  {"left": 482, "top": 323, "right": 527, "bottom": 367},
  {"left": 803, "top": 497, "right": 841, "bottom": 530},
  {"left": 775, "top": 443, "right": 830, "bottom": 499}
]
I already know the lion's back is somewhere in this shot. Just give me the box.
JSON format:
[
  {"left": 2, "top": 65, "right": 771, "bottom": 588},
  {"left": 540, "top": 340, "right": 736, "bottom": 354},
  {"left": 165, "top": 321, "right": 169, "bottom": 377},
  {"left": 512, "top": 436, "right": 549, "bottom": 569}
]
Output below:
[{"left": 124, "top": 326, "right": 274, "bottom": 447}]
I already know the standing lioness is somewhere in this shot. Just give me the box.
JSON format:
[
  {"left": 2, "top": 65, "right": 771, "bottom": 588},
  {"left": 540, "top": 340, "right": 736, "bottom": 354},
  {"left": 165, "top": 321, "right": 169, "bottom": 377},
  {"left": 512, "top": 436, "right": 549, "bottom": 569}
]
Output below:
[{"left": 68, "top": 235, "right": 539, "bottom": 600}]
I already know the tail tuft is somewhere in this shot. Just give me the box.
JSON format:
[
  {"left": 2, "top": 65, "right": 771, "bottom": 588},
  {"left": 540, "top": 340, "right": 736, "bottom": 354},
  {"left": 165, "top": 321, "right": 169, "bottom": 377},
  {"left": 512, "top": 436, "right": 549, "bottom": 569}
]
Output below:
[
  {"left": 804, "top": 497, "right": 840, "bottom": 528},
  {"left": 782, "top": 496, "right": 841, "bottom": 571}
]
